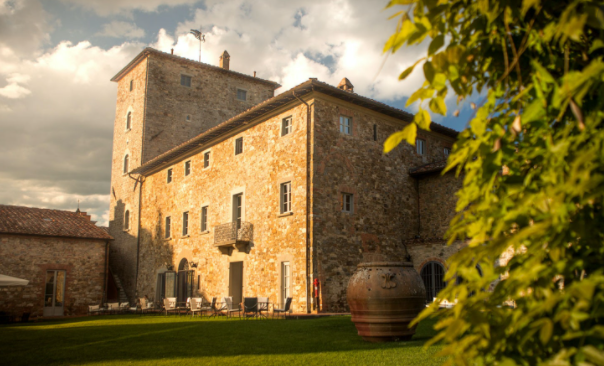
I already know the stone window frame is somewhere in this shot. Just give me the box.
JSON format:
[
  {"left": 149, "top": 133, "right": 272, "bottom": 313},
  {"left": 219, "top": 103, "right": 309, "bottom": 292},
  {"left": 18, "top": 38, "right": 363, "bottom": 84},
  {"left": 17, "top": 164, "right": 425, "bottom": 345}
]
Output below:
[
  {"left": 236, "top": 87, "right": 248, "bottom": 102},
  {"left": 180, "top": 73, "right": 192, "bottom": 88},
  {"left": 230, "top": 186, "right": 246, "bottom": 224},
  {"left": 125, "top": 107, "right": 134, "bottom": 132},
  {"left": 234, "top": 137, "right": 244, "bottom": 156},
  {"left": 443, "top": 147, "right": 451, "bottom": 158},
  {"left": 124, "top": 208, "right": 130, "bottom": 231},
  {"left": 202, "top": 149, "right": 212, "bottom": 170},
  {"left": 164, "top": 215, "right": 172, "bottom": 239},
  {"left": 184, "top": 160, "right": 192, "bottom": 177},
  {"left": 167, "top": 168, "right": 173, "bottom": 184},
  {"left": 200, "top": 204, "right": 209, "bottom": 234},
  {"left": 279, "top": 179, "right": 293, "bottom": 216},
  {"left": 416, "top": 137, "right": 426, "bottom": 155},
  {"left": 182, "top": 211, "right": 190, "bottom": 237},
  {"left": 339, "top": 115, "right": 352, "bottom": 135},
  {"left": 281, "top": 116, "right": 293, "bottom": 137},
  {"left": 122, "top": 152, "right": 130, "bottom": 176}
]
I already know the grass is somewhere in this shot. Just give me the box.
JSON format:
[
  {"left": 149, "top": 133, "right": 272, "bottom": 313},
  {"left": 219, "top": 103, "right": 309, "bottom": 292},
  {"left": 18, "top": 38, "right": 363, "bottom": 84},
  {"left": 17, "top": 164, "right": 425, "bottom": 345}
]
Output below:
[{"left": 0, "top": 314, "right": 444, "bottom": 365}]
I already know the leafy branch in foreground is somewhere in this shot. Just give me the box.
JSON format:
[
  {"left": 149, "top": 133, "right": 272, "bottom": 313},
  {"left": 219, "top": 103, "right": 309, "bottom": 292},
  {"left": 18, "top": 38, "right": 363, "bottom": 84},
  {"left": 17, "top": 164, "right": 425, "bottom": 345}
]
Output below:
[{"left": 384, "top": 0, "right": 604, "bottom": 365}]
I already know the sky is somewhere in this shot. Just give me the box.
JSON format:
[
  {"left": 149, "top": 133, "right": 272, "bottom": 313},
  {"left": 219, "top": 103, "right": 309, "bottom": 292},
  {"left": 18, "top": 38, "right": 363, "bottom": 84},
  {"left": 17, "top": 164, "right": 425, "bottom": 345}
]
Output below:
[{"left": 0, "top": 0, "right": 474, "bottom": 226}]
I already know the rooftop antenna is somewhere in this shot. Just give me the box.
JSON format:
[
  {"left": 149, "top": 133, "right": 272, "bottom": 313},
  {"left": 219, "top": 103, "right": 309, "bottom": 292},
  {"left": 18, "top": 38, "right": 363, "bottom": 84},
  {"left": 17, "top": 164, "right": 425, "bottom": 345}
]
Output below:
[{"left": 189, "top": 26, "right": 206, "bottom": 62}]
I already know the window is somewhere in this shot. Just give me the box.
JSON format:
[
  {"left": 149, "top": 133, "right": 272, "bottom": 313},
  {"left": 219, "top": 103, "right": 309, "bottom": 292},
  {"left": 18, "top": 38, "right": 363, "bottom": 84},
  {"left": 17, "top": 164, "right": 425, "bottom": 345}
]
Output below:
[
  {"left": 201, "top": 206, "right": 208, "bottom": 232},
  {"left": 280, "top": 182, "right": 292, "bottom": 214},
  {"left": 123, "top": 154, "right": 129, "bottom": 174},
  {"left": 421, "top": 261, "right": 446, "bottom": 303},
  {"left": 282, "top": 116, "right": 292, "bottom": 136},
  {"left": 203, "top": 151, "right": 210, "bottom": 168},
  {"left": 126, "top": 112, "right": 132, "bottom": 130},
  {"left": 180, "top": 74, "right": 192, "bottom": 87},
  {"left": 184, "top": 161, "right": 191, "bottom": 176},
  {"left": 341, "top": 193, "right": 354, "bottom": 213},
  {"left": 167, "top": 168, "right": 173, "bottom": 183},
  {"left": 165, "top": 216, "right": 171, "bottom": 238},
  {"left": 185, "top": 114, "right": 191, "bottom": 122},
  {"left": 236, "top": 88, "right": 247, "bottom": 101},
  {"left": 340, "top": 116, "right": 352, "bottom": 135},
  {"left": 233, "top": 194, "right": 243, "bottom": 230},
  {"left": 124, "top": 210, "right": 130, "bottom": 230},
  {"left": 373, "top": 124, "right": 377, "bottom": 141},
  {"left": 182, "top": 212, "right": 189, "bottom": 236},
  {"left": 129, "top": 80, "right": 133, "bottom": 91},
  {"left": 416, "top": 138, "right": 426, "bottom": 155},
  {"left": 281, "top": 261, "right": 290, "bottom": 307},
  {"left": 235, "top": 137, "right": 243, "bottom": 155},
  {"left": 444, "top": 147, "right": 451, "bottom": 158}
]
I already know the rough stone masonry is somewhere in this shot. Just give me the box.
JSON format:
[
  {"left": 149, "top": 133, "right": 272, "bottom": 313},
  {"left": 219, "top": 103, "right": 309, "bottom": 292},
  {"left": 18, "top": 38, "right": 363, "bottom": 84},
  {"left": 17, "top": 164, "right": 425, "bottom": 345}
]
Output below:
[{"left": 108, "top": 47, "right": 463, "bottom": 313}]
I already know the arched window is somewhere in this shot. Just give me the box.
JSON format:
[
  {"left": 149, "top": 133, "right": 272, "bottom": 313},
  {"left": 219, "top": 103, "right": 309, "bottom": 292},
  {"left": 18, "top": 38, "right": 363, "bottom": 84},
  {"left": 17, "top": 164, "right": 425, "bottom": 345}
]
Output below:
[
  {"left": 124, "top": 210, "right": 130, "bottom": 230},
  {"left": 126, "top": 112, "right": 132, "bottom": 130},
  {"left": 123, "top": 154, "right": 129, "bottom": 174},
  {"left": 420, "top": 261, "right": 446, "bottom": 303}
]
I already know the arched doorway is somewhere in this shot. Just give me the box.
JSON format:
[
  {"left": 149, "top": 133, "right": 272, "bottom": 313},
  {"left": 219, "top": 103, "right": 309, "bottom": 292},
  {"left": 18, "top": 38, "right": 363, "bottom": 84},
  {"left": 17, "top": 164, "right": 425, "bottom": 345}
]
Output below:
[
  {"left": 177, "top": 258, "right": 194, "bottom": 303},
  {"left": 420, "top": 261, "right": 446, "bottom": 303}
]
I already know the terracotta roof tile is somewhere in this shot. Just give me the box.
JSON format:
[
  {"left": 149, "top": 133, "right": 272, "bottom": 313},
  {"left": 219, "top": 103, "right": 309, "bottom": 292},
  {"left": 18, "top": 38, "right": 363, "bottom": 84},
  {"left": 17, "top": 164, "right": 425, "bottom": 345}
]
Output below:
[{"left": 0, "top": 205, "right": 113, "bottom": 240}]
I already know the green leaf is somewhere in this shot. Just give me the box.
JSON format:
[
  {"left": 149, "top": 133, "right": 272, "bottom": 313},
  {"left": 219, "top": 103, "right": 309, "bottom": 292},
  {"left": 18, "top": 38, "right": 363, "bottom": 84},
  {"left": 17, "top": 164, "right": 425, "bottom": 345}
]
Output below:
[
  {"left": 415, "top": 108, "right": 432, "bottom": 130},
  {"left": 590, "top": 39, "right": 604, "bottom": 54},
  {"left": 429, "top": 97, "right": 447, "bottom": 115},
  {"left": 399, "top": 58, "right": 425, "bottom": 80},
  {"left": 424, "top": 61, "right": 435, "bottom": 83},
  {"left": 383, "top": 18, "right": 418, "bottom": 53},
  {"left": 428, "top": 35, "right": 445, "bottom": 56},
  {"left": 432, "top": 73, "right": 447, "bottom": 89},
  {"left": 583, "top": 345, "right": 604, "bottom": 365},
  {"left": 540, "top": 319, "right": 553, "bottom": 344},
  {"left": 383, "top": 123, "right": 417, "bottom": 153},
  {"left": 521, "top": 0, "right": 540, "bottom": 16},
  {"left": 522, "top": 99, "right": 545, "bottom": 123},
  {"left": 531, "top": 60, "right": 555, "bottom": 84}
]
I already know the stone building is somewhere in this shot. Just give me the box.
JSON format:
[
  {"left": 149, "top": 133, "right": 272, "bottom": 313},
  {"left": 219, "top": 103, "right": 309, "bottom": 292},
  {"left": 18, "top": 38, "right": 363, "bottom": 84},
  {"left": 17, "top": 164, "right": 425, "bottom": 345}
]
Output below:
[
  {"left": 108, "top": 48, "right": 462, "bottom": 313},
  {"left": 0, "top": 205, "right": 112, "bottom": 318}
]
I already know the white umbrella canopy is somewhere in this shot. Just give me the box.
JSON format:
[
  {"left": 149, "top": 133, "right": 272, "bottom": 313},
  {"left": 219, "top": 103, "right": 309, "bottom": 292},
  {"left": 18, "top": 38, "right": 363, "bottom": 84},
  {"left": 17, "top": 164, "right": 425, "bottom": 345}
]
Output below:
[{"left": 0, "top": 274, "right": 29, "bottom": 286}]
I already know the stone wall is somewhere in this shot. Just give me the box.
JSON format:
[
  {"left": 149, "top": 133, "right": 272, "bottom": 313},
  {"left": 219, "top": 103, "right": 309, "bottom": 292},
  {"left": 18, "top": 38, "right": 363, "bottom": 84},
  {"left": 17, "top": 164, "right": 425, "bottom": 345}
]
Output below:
[
  {"left": 418, "top": 171, "right": 463, "bottom": 240},
  {"left": 0, "top": 234, "right": 107, "bottom": 318},
  {"left": 136, "top": 101, "right": 311, "bottom": 313},
  {"left": 142, "top": 54, "right": 277, "bottom": 163},
  {"left": 310, "top": 96, "right": 457, "bottom": 312}
]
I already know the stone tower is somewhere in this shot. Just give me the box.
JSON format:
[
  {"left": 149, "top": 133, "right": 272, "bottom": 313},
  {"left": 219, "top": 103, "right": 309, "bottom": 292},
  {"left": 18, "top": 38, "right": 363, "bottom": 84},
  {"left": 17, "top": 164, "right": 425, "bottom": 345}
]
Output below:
[{"left": 108, "top": 47, "right": 280, "bottom": 301}]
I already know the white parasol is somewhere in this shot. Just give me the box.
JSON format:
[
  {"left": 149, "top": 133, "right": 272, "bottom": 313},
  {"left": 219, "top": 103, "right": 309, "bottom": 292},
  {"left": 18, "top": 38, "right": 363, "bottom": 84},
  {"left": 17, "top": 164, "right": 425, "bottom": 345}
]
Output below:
[{"left": 0, "top": 274, "right": 29, "bottom": 286}]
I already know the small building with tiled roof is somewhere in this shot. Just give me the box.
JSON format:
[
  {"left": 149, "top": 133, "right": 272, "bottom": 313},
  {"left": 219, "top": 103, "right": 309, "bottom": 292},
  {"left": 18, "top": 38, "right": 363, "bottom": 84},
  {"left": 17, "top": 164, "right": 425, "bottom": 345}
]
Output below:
[
  {"left": 0, "top": 205, "right": 112, "bottom": 318},
  {"left": 107, "top": 47, "right": 465, "bottom": 313}
]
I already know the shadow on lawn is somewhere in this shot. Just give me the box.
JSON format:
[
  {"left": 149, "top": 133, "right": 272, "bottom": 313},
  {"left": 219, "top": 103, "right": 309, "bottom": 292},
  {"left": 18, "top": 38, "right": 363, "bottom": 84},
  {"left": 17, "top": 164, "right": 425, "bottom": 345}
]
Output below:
[{"left": 0, "top": 316, "right": 439, "bottom": 365}]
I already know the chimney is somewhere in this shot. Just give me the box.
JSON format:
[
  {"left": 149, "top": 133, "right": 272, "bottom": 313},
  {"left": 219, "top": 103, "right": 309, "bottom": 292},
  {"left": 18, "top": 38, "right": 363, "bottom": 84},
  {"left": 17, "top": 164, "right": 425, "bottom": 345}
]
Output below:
[
  {"left": 254, "top": 71, "right": 256, "bottom": 77},
  {"left": 77, "top": 211, "right": 92, "bottom": 221},
  {"left": 219, "top": 50, "right": 230, "bottom": 70},
  {"left": 338, "top": 77, "right": 354, "bottom": 93},
  {"left": 171, "top": 48, "right": 174, "bottom": 55}
]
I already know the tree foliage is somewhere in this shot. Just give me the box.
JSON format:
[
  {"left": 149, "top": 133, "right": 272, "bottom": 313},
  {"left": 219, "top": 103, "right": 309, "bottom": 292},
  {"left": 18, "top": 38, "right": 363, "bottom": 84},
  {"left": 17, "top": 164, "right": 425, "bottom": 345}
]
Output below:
[{"left": 384, "top": 0, "right": 604, "bottom": 364}]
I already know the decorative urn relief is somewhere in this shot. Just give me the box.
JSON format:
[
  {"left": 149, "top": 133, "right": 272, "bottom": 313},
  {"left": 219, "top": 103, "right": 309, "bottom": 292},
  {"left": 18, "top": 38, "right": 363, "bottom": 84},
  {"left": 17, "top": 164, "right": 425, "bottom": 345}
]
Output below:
[{"left": 346, "top": 254, "right": 426, "bottom": 342}]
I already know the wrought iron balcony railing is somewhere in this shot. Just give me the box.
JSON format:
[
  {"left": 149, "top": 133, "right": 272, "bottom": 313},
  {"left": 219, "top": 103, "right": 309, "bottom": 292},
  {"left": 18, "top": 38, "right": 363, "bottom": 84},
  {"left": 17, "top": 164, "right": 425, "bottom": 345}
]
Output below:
[{"left": 214, "top": 221, "right": 254, "bottom": 246}]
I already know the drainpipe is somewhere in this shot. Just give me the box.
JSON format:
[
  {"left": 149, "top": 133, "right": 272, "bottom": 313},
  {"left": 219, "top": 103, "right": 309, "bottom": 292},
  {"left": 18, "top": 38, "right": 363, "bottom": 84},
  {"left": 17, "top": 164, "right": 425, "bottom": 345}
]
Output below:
[
  {"left": 293, "top": 89, "right": 314, "bottom": 314},
  {"left": 128, "top": 173, "right": 144, "bottom": 301},
  {"left": 416, "top": 178, "right": 421, "bottom": 238}
]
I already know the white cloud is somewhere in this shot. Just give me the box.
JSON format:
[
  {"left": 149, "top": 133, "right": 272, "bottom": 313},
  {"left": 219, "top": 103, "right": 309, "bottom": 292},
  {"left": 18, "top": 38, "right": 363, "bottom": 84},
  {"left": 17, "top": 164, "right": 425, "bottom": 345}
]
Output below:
[
  {"left": 0, "top": 81, "right": 31, "bottom": 99},
  {"left": 59, "top": 0, "right": 198, "bottom": 16},
  {"left": 97, "top": 21, "right": 146, "bottom": 39}
]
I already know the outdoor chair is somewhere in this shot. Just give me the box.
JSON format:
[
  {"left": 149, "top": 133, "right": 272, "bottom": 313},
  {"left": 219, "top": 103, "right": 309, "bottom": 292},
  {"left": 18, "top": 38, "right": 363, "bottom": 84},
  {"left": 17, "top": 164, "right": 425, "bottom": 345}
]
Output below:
[
  {"left": 223, "top": 297, "right": 241, "bottom": 319},
  {"left": 139, "top": 298, "right": 155, "bottom": 314},
  {"left": 199, "top": 298, "right": 212, "bottom": 317},
  {"left": 190, "top": 298, "right": 204, "bottom": 318},
  {"left": 243, "top": 297, "right": 259, "bottom": 319},
  {"left": 209, "top": 297, "right": 222, "bottom": 317},
  {"left": 117, "top": 302, "right": 129, "bottom": 313},
  {"left": 164, "top": 297, "right": 177, "bottom": 315},
  {"left": 107, "top": 302, "right": 120, "bottom": 315},
  {"left": 88, "top": 305, "right": 103, "bottom": 315},
  {"left": 257, "top": 297, "right": 269, "bottom": 319},
  {"left": 273, "top": 297, "right": 293, "bottom": 319}
]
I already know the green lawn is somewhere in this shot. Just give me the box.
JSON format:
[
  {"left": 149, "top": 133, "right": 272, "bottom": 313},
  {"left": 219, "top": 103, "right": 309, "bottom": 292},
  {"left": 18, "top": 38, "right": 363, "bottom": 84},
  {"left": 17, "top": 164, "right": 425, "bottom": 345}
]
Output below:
[{"left": 0, "top": 315, "right": 444, "bottom": 365}]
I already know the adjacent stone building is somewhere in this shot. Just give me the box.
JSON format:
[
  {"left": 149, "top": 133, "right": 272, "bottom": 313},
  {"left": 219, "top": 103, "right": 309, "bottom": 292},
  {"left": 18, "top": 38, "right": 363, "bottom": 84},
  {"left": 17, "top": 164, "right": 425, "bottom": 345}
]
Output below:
[
  {"left": 0, "top": 205, "right": 112, "bottom": 318},
  {"left": 108, "top": 47, "right": 462, "bottom": 313}
]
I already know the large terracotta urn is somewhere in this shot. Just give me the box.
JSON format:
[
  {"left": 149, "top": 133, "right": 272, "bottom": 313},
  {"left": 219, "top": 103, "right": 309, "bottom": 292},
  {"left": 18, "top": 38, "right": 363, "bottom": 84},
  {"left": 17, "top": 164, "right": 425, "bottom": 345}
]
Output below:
[{"left": 346, "top": 256, "right": 426, "bottom": 342}]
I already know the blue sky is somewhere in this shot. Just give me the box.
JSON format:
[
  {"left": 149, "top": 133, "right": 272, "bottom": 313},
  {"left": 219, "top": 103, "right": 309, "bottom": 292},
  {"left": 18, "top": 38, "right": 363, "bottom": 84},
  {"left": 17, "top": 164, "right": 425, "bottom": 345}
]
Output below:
[{"left": 0, "top": 0, "right": 472, "bottom": 225}]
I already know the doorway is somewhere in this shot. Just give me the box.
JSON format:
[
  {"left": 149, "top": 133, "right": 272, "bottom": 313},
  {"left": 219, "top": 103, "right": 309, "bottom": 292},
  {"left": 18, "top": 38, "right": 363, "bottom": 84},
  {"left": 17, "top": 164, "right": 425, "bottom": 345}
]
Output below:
[
  {"left": 281, "top": 261, "right": 290, "bottom": 307},
  {"left": 229, "top": 261, "right": 243, "bottom": 306},
  {"left": 43, "top": 270, "right": 66, "bottom": 316},
  {"left": 177, "top": 258, "right": 193, "bottom": 303}
]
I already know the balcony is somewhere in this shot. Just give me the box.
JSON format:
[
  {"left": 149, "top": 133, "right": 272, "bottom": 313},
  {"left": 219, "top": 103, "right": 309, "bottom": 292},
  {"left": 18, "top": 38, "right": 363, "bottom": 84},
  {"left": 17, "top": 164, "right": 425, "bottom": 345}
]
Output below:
[{"left": 213, "top": 222, "right": 253, "bottom": 255}]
